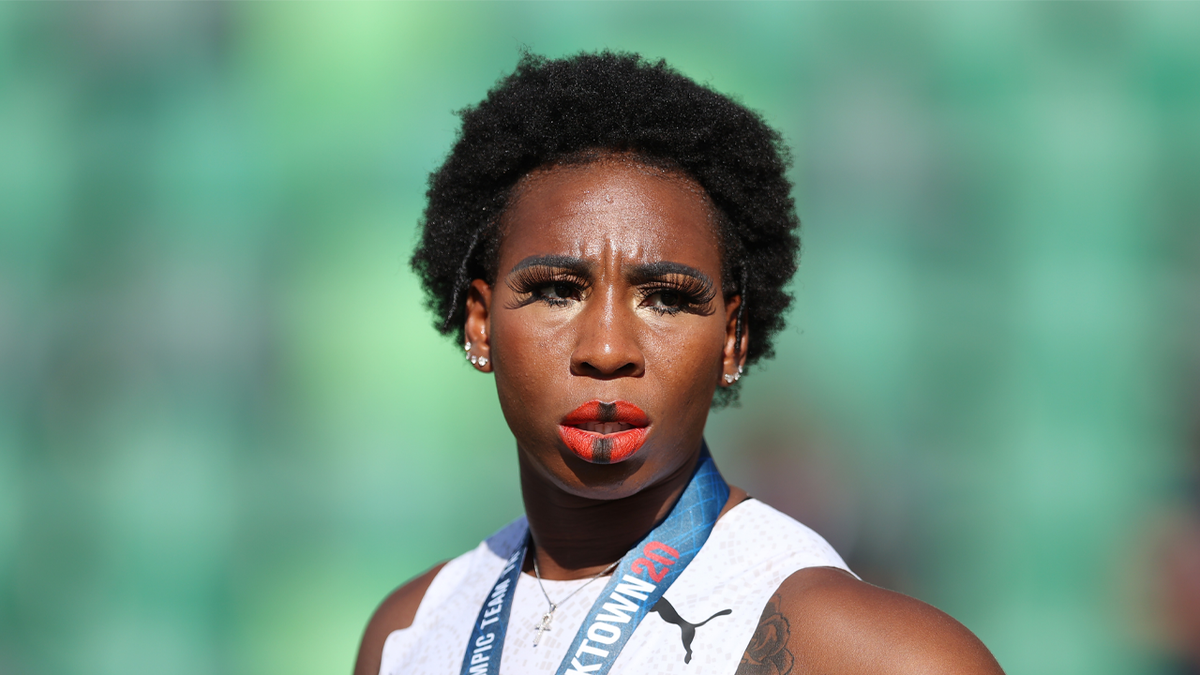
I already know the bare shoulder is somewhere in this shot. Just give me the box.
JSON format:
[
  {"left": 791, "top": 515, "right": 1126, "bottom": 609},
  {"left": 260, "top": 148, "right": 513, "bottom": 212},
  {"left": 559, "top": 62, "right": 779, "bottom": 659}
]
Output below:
[
  {"left": 735, "top": 567, "right": 1004, "bottom": 675},
  {"left": 352, "top": 561, "right": 449, "bottom": 675}
]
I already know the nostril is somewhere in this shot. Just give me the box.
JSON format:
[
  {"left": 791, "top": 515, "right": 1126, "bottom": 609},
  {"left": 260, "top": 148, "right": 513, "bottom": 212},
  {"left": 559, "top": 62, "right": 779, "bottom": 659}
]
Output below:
[{"left": 576, "top": 359, "right": 640, "bottom": 379}]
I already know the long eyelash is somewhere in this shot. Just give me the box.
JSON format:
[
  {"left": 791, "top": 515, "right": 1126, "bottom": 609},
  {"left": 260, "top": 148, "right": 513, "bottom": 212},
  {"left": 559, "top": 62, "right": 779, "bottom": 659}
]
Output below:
[
  {"left": 639, "top": 275, "right": 717, "bottom": 315},
  {"left": 505, "top": 267, "right": 588, "bottom": 308}
]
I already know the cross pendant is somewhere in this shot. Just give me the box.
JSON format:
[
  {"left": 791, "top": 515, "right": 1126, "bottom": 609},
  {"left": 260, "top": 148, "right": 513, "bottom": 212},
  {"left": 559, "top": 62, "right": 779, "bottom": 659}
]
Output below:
[{"left": 533, "top": 606, "right": 556, "bottom": 647}]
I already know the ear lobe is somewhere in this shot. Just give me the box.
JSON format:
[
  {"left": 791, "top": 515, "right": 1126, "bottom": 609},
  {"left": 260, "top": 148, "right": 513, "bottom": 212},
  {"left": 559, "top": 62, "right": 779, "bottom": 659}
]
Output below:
[
  {"left": 464, "top": 279, "right": 494, "bottom": 373},
  {"left": 720, "top": 295, "right": 748, "bottom": 386}
]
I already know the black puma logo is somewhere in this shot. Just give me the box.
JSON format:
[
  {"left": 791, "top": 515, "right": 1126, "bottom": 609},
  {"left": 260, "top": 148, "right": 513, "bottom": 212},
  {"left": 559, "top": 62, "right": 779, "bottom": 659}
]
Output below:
[{"left": 650, "top": 597, "right": 732, "bottom": 664}]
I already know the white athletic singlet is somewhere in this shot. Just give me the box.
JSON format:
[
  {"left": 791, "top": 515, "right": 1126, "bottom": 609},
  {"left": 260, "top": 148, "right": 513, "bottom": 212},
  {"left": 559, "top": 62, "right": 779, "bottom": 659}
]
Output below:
[{"left": 379, "top": 499, "right": 852, "bottom": 675}]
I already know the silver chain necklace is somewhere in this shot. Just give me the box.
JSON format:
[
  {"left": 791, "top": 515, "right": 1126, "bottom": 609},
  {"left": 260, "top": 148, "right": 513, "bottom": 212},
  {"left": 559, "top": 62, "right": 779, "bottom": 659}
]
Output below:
[{"left": 531, "top": 557, "right": 620, "bottom": 647}]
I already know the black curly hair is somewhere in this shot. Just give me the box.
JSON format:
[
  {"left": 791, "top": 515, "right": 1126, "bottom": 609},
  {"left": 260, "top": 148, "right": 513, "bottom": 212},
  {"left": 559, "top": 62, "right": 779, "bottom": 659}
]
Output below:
[{"left": 411, "top": 50, "right": 801, "bottom": 406}]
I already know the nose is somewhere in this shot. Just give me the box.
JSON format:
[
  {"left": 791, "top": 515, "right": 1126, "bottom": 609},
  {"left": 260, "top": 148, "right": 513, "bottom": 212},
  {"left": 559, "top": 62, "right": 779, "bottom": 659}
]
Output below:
[{"left": 570, "top": 287, "right": 645, "bottom": 379}]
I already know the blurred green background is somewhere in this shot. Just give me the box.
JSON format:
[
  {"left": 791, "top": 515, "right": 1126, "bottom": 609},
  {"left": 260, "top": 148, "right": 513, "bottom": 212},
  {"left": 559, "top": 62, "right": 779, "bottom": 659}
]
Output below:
[{"left": 2, "top": 2, "right": 1199, "bottom": 674}]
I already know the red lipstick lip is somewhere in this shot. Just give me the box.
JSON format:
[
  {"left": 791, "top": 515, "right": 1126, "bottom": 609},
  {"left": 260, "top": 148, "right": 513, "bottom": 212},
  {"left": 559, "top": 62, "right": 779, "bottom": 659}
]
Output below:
[
  {"left": 560, "top": 400, "right": 649, "bottom": 427},
  {"left": 557, "top": 400, "right": 650, "bottom": 464}
]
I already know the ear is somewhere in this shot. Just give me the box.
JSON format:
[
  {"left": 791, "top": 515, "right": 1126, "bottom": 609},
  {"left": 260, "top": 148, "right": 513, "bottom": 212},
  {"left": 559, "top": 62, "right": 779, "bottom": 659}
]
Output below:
[
  {"left": 464, "top": 279, "right": 494, "bottom": 373},
  {"left": 720, "top": 295, "right": 748, "bottom": 387}
]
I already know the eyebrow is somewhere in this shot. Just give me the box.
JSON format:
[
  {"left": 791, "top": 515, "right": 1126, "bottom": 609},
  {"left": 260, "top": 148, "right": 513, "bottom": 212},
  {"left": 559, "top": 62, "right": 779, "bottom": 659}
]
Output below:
[
  {"left": 508, "top": 254, "right": 594, "bottom": 276},
  {"left": 507, "top": 255, "right": 714, "bottom": 290},
  {"left": 626, "top": 261, "right": 714, "bottom": 288}
]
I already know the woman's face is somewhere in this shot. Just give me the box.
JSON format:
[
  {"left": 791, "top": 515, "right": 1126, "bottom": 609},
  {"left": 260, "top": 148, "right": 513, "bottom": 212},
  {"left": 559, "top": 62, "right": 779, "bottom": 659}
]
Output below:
[{"left": 465, "top": 158, "right": 744, "bottom": 499}]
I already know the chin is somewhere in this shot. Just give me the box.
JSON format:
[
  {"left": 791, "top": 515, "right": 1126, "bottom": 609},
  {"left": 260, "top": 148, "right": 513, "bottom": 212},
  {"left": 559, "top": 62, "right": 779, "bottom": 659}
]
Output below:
[{"left": 526, "top": 442, "right": 656, "bottom": 499}]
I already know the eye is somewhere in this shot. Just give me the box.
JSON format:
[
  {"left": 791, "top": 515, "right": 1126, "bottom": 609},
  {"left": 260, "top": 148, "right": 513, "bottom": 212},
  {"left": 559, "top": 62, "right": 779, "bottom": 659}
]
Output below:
[
  {"left": 641, "top": 288, "right": 695, "bottom": 316},
  {"left": 636, "top": 273, "right": 717, "bottom": 317},
  {"left": 505, "top": 265, "right": 590, "bottom": 310},
  {"left": 534, "top": 281, "right": 582, "bottom": 304},
  {"left": 645, "top": 290, "right": 682, "bottom": 309}
]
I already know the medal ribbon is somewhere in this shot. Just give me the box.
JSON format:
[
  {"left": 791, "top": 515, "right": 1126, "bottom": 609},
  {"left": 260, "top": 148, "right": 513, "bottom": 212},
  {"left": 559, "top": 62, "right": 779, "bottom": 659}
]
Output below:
[{"left": 458, "top": 448, "right": 730, "bottom": 675}]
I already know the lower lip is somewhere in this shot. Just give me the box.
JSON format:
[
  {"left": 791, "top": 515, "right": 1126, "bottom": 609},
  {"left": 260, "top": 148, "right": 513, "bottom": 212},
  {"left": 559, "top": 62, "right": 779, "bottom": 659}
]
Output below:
[{"left": 557, "top": 425, "right": 649, "bottom": 464}]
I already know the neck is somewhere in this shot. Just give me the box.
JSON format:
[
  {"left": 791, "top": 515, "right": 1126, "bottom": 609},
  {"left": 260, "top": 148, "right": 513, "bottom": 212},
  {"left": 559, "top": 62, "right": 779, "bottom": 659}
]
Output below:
[{"left": 519, "top": 450, "right": 702, "bottom": 581}]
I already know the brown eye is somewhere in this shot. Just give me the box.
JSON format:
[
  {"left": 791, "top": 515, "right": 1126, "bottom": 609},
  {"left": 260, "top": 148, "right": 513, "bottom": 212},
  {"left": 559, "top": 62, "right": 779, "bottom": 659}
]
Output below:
[
  {"left": 646, "top": 290, "right": 681, "bottom": 309},
  {"left": 536, "top": 281, "right": 580, "bottom": 302}
]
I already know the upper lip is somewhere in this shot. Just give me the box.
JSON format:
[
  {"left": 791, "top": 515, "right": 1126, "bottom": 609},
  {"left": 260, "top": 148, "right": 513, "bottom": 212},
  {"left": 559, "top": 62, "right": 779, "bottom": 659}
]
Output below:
[{"left": 560, "top": 400, "right": 650, "bottom": 435}]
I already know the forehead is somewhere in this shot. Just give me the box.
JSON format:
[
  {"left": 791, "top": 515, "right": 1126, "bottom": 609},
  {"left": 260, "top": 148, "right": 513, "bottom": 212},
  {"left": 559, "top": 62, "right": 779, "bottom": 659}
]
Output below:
[{"left": 498, "top": 158, "right": 722, "bottom": 268}]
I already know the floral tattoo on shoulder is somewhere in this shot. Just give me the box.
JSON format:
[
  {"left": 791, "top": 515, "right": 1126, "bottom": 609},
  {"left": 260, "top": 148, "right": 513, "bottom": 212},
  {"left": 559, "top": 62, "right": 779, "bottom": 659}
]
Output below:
[{"left": 735, "top": 593, "right": 795, "bottom": 675}]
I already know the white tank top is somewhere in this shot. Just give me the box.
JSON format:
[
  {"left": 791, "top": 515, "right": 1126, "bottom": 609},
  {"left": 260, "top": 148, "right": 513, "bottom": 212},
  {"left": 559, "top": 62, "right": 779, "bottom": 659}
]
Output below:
[{"left": 379, "top": 499, "right": 852, "bottom": 675}]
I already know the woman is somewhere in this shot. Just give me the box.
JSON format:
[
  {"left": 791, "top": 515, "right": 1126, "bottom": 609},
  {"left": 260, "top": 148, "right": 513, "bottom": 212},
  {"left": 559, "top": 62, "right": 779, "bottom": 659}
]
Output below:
[{"left": 355, "top": 52, "right": 1004, "bottom": 675}]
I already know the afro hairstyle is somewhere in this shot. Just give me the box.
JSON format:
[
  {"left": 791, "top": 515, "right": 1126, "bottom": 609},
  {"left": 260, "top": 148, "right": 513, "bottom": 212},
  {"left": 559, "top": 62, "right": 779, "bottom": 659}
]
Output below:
[{"left": 410, "top": 50, "right": 801, "bottom": 406}]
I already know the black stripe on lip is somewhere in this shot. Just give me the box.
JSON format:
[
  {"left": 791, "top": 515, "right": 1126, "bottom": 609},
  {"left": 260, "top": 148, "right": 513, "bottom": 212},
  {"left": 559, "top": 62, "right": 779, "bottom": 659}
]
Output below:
[
  {"left": 597, "top": 402, "right": 617, "bottom": 422},
  {"left": 591, "top": 437, "right": 613, "bottom": 464}
]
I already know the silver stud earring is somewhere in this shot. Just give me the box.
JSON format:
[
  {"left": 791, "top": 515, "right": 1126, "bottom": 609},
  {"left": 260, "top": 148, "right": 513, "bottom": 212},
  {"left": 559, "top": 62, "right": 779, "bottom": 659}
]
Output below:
[
  {"left": 724, "top": 373, "right": 735, "bottom": 384},
  {"left": 464, "top": 341, "right": 472, "bottom": 351},
  {"left": 469, "top": 355, "right": 478, "bottom": 365},
  {"left": 477, "top": 356, "right": 489, "bottom": 367},
  {"left": 738, "top": 365, "right": 744, "bottom": 376}
]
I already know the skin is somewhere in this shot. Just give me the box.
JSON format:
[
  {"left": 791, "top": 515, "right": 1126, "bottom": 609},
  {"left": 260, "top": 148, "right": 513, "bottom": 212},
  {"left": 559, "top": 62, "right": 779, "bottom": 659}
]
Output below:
[{"left": 354, "top": 156, "right": 1004, "bottom": 675}]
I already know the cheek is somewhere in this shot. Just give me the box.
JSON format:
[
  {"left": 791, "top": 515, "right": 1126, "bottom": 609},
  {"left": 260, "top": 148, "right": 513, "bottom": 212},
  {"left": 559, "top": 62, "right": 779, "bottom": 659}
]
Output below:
[
  {"left": 489, "top": 309, "right": 569, "bottom": 413},
  {"left": 643, "top": 316, "right": 727, "bottom": 388},
  {"left": 492, "top": 307, "right": 564, "bottom": 369}
]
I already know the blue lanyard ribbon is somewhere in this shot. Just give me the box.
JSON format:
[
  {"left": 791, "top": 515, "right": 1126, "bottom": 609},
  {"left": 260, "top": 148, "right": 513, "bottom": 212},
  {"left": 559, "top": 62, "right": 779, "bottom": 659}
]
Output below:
[{"left": 459, "top": 449, "right": 730, "bottom": 675}]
